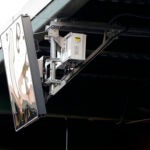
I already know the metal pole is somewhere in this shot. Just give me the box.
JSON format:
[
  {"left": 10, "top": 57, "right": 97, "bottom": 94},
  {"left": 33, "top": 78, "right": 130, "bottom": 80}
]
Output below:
[
  {"left": 66, "top": 126, "right": 68, "bottom": 150},
  {"left": 65, "top": 118, "right": 69, "bottom": 150},
  {"left": 50, "top": 37, "right": 56, "bottom": 92}
]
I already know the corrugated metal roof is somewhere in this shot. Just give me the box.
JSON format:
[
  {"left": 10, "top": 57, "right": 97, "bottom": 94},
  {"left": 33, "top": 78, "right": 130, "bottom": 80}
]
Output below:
[{"left": 31, "top": 0, "right": 90, "bottom": 32}]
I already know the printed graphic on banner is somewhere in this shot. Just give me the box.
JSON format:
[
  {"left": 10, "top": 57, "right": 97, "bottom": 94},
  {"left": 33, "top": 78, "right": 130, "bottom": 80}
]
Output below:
[{"left": 1, "top": 16, "right": 39, "bottom": 131}]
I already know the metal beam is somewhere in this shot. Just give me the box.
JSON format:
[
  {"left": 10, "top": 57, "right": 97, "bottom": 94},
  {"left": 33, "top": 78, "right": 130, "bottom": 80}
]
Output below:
[
  {"left": 98, "top": 0, "right": 150, "bottom": 5},
  {"left": 50, "top": 21, "right": 150, "bottom": 38}
]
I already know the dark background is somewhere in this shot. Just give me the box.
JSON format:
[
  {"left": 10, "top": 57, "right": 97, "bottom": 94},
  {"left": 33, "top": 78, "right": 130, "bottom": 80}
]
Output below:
[
  {"left": 1, "top": 0, "right": 150, "bottom": 149},
  {"left": 1, "top": 115, "right": 150, "bottom": 150}
]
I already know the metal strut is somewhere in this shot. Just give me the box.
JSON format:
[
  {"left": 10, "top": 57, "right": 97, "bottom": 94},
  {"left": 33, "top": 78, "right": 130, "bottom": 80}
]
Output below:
[{"left": 50, "top": 21, "right": 150, "bottom": 38}]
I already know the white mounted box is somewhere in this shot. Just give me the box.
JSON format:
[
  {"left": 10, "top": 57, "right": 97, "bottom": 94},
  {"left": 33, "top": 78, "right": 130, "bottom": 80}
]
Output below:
[{"left": 61, "top": 32, "right": 86, "bottom": 62}]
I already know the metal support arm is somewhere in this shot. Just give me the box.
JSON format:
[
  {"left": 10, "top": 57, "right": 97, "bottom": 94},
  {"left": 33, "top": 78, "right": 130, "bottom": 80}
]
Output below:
[{"left": 50, "top": 21, "right": 150, "bottom": 38}]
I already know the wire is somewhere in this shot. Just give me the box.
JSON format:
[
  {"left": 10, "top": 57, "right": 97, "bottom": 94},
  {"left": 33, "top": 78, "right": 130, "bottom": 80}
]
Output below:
[
  {"left": 34, "top": 31, "right": 46, "bottom": 35},
  {"left": 109, "top": 13, "right": 150, "bottom": 25},
  {"left": 126, "top": 118, "right": 150, "bottom": 124}
]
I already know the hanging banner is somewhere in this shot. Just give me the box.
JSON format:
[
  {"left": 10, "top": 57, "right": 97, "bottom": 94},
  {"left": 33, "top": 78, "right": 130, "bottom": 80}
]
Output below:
[{"left": 1, "top": 15, "right": 46, "bottom": 131}]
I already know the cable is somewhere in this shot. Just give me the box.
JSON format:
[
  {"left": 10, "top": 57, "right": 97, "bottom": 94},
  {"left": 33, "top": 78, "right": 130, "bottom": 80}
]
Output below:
[
  {"left": 109, "top": 13, "right": 150, "bottom": 25},
  {"left": 126, "top": 118, "right": 150, "bottom": 124},
  {"left": 34, "top": 31, "right": 46, "bottom": 35}
]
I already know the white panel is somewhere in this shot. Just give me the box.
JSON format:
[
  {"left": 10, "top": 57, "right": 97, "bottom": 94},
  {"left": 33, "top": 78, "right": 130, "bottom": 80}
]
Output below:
[{"left": 17, "top": 0, "right": 53, "bottom": 19}]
